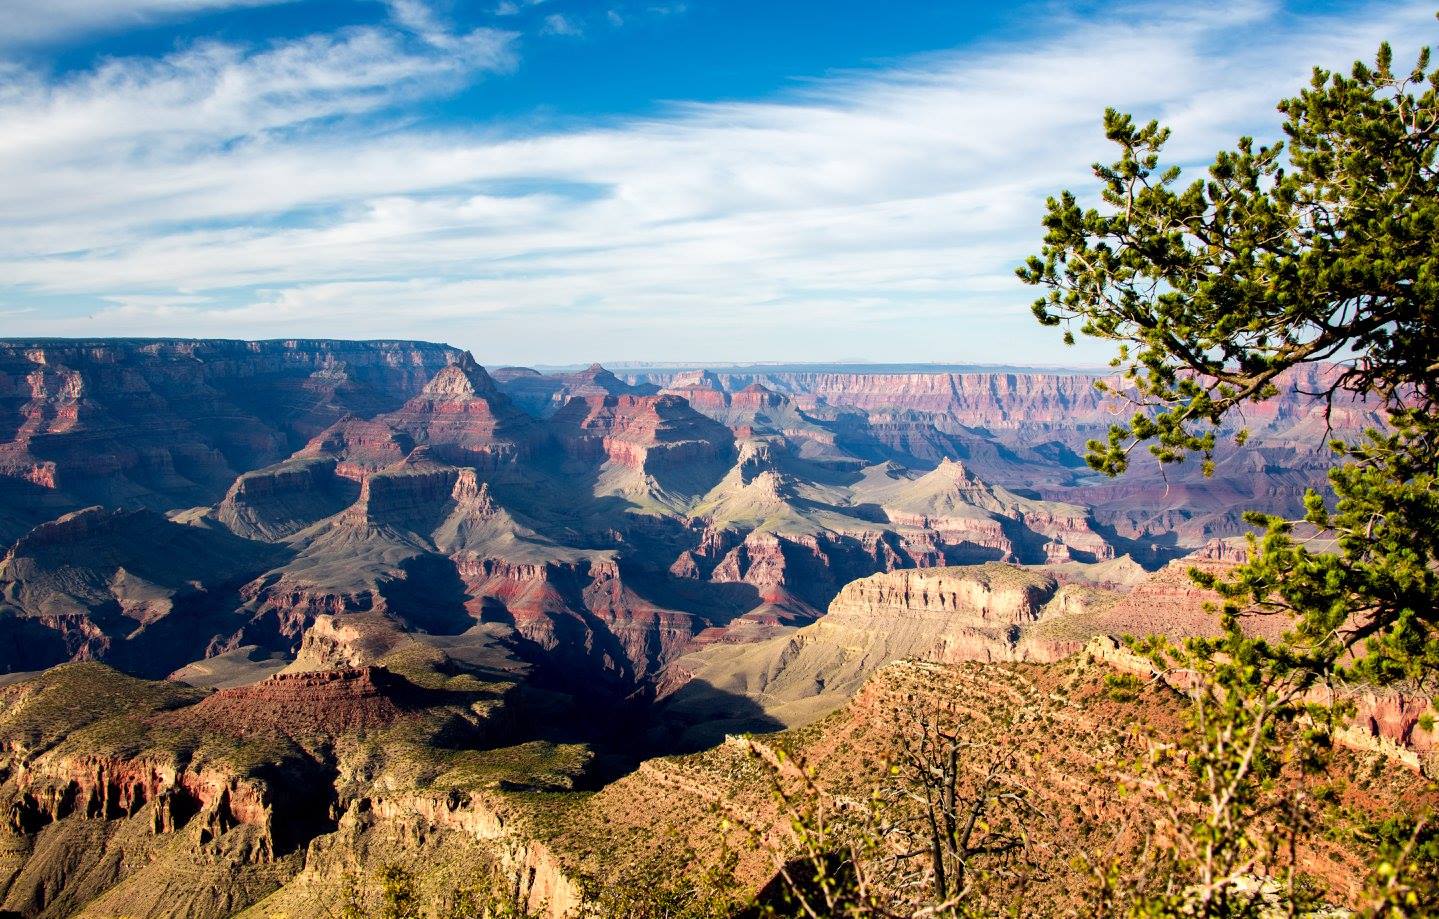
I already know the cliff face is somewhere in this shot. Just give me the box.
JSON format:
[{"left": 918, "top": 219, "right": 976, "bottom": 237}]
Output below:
[
  {"left": 0, "top": 506, "right": 288, "bottom": 676},
  {"left": 624, "top": 364, "right": 1374, "bottom": 435},
  {"left": 825, "top": 565, "right": 1053, "bottom": 627},
  {"left": 0, "top": 339, "right": 461, "bottom": 541},
  {"left": 550, "top": 393, "right": 735, "bottom": 474},
  {"left": 0, "top": 638, "right": 585, "bottom": 919},
  {"left": 255, "top": 787, "right": 585, "bottom": 919},
  {"left": 165, "top": 666, "right": 425, "bottom": 738},
  {"left": 299, "top": 354, "right": 535, "bottom": 473},
  {"left": 616, "top": 363, "right": 1380, "bottom": 544},
  {"left": 652, "top": 563, "right": 1105, "bottom": 746},
  {"left": 216, "top": 457, "right": 361, "bottom": 541},
  {"left": 491, "top": 363, "right": 650, "bottom": 418},
  {"left": 0, "top": 663, "right": 316, "bottom": 918}
]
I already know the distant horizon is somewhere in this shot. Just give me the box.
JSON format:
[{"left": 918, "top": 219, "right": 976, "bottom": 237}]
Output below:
[{"left": 0, "top": 335, "right": 1112, "bottom": 374}]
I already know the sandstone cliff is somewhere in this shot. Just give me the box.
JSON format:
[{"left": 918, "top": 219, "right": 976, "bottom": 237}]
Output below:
[{"left": 653, "top": 563, "right": 1115, "bottom": 746}]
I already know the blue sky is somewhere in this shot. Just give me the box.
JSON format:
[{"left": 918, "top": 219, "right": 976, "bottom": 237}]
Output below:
[{"left": 0, "top": 0, "right": 1432, "bottom": 366}]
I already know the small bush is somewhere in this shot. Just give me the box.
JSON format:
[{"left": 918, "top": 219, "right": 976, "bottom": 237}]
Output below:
[{"left": 1103, "top": 673, "right": 1144, "bottom": 702}]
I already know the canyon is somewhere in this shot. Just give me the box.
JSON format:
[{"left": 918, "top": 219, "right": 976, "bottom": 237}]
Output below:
[{"left": 0, "top": 338, "right": 1420, "bottom": 917}]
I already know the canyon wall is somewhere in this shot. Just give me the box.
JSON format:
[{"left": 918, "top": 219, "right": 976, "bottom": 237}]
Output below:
[
  {"left": 0, "top": 339, "right": 461, "bottom": 540},
  {"left": 622, "top": 364, "right": 1376, "bottom": 436}
]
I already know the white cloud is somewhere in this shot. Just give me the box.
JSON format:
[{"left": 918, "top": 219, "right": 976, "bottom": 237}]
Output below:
[
  {"left": 0, "top": 0, "right": 293, "bottom": 47},
  {"left": 494, "top": 0, "right": 548, "bottom": 16},
  {"left": 540, "top": 13, "right": 582, "bottom": 37},
  {"left": 1, "top": 1, "right": 1434, "bottom": 364}
]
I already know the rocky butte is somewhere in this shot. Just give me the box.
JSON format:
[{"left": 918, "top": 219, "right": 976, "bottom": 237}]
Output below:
[{"left": 0, "top": 338, "right": 1424, "bottom": 917}]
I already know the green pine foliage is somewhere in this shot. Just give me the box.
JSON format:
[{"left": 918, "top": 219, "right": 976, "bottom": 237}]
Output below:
[
  {"left": 1018, "top": 23, "right": 1439, "bottom": 686},
  {"left": 1016, "top": 16, "right": 1439, "bottom": 918}
]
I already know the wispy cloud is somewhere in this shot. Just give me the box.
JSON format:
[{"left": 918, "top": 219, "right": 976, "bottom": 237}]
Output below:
[
  {"left": 1, "top": 1, "right": 1433, "bottom": 364},
  {"left": 494, "top": 0, "right": 548, "bottom": 17},
  {"left": 541, "top": 13, "right": 583, "bottom": 37},
  {"left": 0, "top": 0, "right": 294, "bottom": 47}
]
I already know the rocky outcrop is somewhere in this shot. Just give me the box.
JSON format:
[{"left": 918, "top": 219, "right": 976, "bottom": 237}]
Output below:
[
  {"left": 1085, "top": 538, "right": 1284, "bottom": 642},
  {"left": 216, "top": 457, "right": 360, "bottom": 541},
  {"left": 684, "top": 453, "right": 1121, "bottom": 617},
  {"left": 6, "top": 752, "right": 276, "bottom": 850},
  {"left": 654, "top": 564, "right": 1078, "bottom": 741},
  {"left": 0, "top": 656, "right": 542, "bottom": 919},
  {"left": 160, "top": 667, "right": 425, "bottom": 738},
  {"left": 301, "top": 354, "right": 534, "bottom": 472},
  {"left": 0, "top": 665, "right": 325, "bottom": 917},
  {"left": 550, "top": 393, "right": 734, "bottom": 474},
  {"left": 1081, "top": 636, "right": 1439, "bottom": 771},
  {"left": 286, "top": 613, "right": 412, "bottom": 672},
  {"left": 264, "top": 788, "right": 584, "bottom": 919},
  {"left": 0, "top": 506, "right": 287, "bottom": 675},
  {"left": 343, "top": 463, "right": 465, "bottom": 529},
  {"left": 453, "top": 554, "right": 700, "bottom": 683},
  {"left": 707, "top": 529, "right": 911, "bottom": 613},
  {"left": 1339, "top": 690, "right": 1439, "bottom": 770},
  {"left": 825, "top": 565, "right": 1054, "bottom": 627},
  {"left": 864, "top": 458, "right": 1113, "bottom": 563},
  {"left": 658, "top": 380, "right": 845, "bottom": 459},
  {"left": 494, "top": 363, "right": 650, "bottom": 418}
]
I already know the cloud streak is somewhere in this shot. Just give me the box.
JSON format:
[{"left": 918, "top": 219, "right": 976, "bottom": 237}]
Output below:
[
  {"left": 0, "top": 0, "right": 293, "bottom": 47},
  {"left": 1, "top": 1, "right": 1433, "bottom": 364}
]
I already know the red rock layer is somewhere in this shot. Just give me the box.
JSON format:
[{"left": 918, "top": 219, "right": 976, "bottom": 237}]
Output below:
[
  {"left": 8, "top": 752, "right": 279, "bottom": 860},
  {"left": 300, "top": 354, "right": 533, "bottom": 473},
  {"left": 626, "top": 365, "right": 1378, "bottom": 434},
  {"left": 491, "top": 363, "right": 647, "bottom": 417},
  {"left": 0, "top": 339, "right": 460, "bottom": 520},
  {"left": 452, "top": 555, "right": 701, "bottom": 682},
  {"left": 162, "top": 667, "right": 415, "bottom": 737},
  {"left": 549, "top": 393, "right": 734, "bottom": 470}
]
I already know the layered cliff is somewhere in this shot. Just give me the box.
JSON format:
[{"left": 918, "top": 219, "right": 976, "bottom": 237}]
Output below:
[
  {"left": 0, "top": 637, "right": 569, "bottom": 919},
  {"left": 0, "top": 339, "right": 461, "bottom": 539},
  {"left": 623, "top": 363, "right": 1377, "bottom": 436},
  {"left": 653, "top": 564, "right": 1112, "bottom": 744},
  {"left": 0, "top": 506, "right": 287, "bottom": 676},
  {"left": 299, "top": 354, "right": 535, "bottom": 473},
  {"left": 492, "top": 363, "right": 650, "bottom": 417},
  {"left": 549, "top": 393, "right": 736, "bottom": 508},
  {"left": 617, "top": 362, "right": 1381, "bottom": 544}
]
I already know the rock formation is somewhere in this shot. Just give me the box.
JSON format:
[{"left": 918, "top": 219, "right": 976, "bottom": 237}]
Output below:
[
  {"left": 653, "top": 563, "right": 1113, "bottom": 745},
  {"left": 0, "top": 341, "right": 1421, "bottom": 917},
  {"left": 0, "top": 339, "right": 460, "bottom": 541}
]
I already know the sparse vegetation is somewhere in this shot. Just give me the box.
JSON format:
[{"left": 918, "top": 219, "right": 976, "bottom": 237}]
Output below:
[
  {"left": 334, "top": 860, "right": 546, "bottom": 919},
  {"left": 1103, "top": 672, "right": 1143, "bottom": 702}
]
